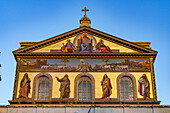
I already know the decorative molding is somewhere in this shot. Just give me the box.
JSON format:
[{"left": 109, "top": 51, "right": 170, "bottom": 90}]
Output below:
[
  {"left": 8, "top": 99, "right": 161, "bottom": 105},
  {"left": 117, "top": 72, "right": 137, "bottom": 101},
  {"left": 15, "top": 53, "right": 157, "bottom": 58},
  {"left": 74, "top": 72, "right": 95, "bottom": 101},
  {"left": 32, "top": 72, "right": 53, "bottom": 101}
]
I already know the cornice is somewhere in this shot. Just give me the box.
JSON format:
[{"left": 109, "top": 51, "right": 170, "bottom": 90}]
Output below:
[{"left": 14, "top": 52, "right": 157, "bottom": 59}]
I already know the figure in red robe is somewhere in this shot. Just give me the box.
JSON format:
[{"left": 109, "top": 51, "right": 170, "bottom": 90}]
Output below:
[
  {"left": 18, "top": 73, "right": 31, "bottom": 99},
  {"left": 138, "top": 74, "right": 150, "bottom": 100},
  {"left": 95, "top": 39, "right": 111, "bottom": 53}
]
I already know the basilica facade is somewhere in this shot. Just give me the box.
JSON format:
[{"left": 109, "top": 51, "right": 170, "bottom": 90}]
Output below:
[{"left": 0, "top": 7, "right": 170, "bottom": 113}]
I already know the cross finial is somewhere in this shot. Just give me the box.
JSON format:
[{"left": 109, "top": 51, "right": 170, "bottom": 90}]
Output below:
[{"left": 82, "top": 7, "right": 89, "bottom": 17}]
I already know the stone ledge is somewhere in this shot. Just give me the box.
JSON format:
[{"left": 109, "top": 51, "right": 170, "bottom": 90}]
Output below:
[
  {"left": 1, "top": 105, "right": 170, "bottom": 108},
  {"left": 1, "top": 105, "right": 170, "bottom": 113},
  {"left": 8, "top": 100, "right": 161, "bottom": 105}
]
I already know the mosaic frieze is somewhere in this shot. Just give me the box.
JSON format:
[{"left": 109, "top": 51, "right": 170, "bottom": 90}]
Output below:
[{"left": 20, "top": 58, "right": 151, "bottom": 72}]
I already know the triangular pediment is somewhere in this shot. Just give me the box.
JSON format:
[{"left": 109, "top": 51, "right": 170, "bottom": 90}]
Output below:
[{"left": 13, "top": 27, "right": 157, "bottom": 54}]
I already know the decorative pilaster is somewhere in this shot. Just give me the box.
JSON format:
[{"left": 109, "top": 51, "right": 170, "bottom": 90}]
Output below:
[
  {"left": 12, "top": 57, "right": 20, "bottom": 100},
  {"left": 150, "top": 58, "right": 157, "bottom": 101}
]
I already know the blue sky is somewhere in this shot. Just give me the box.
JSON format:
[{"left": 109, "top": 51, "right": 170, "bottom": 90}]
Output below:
[{"left": 0, "top": 0, "right": 170, "bottom": 105}]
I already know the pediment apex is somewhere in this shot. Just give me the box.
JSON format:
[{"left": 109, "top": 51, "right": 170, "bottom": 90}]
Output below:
[{"left": 13, "top": 26, "right": 157, "bottom": 54}]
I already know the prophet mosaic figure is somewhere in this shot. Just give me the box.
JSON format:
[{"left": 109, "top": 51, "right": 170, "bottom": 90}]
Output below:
[
  {"left": 78, "top": 33, "right": 92, "bottom": 52},
  {"left": 138, "top": 74, "right": 150, "bottom": 100},
  {"left": 96, "top": 39, "right": 111, "bottom": 53},
  {"left": 56, "top": 74, "right": 70, "bottom": 99},
  {"left": 61, "top": 39, "right": 75, "bottom": 53},
  {"left": 18, "top": 73, "right": 31, "bottom": 99},
  {"left": 101, "top": 74, "right": 112, "bottom": 99}
]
